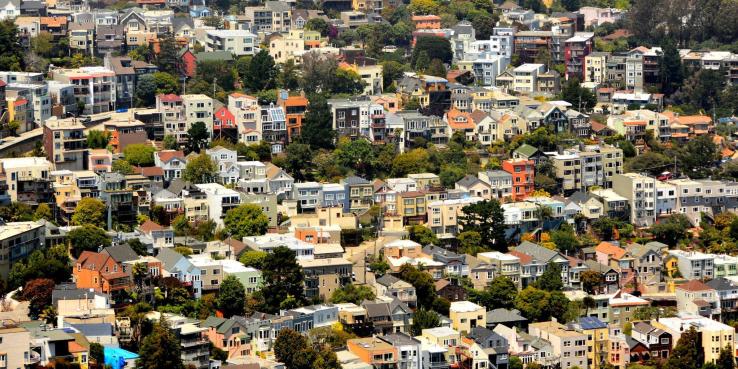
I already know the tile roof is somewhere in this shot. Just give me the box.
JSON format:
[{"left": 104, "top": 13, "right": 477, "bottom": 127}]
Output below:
[
  {"left": 595, "top": 241, "right": 626, "bottom": 260},
  {"left": 139, "top": 220, "right": 165, "bottom": 233},
  {"left": 677, "top": 279, "right": 713, "bottom": 292},
  {"left": 156, "top": 150, "right": 185, "bottom": 163}
]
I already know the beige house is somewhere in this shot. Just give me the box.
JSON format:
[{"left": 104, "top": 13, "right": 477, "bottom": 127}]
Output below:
[
  {"left": 375, "top": 274, "right": 417, "bottom": 308},
  {"left": 190, "top": 257, "right": 224, "bottom": 292},
  {"left": 529, "top": 321, "right": 589, "bottom": 369},
  {"left": 268, "top": 31, "right": 305, "bottom": 64},
  {"left": 0, "top": 322, "right": 34, "bottom": 368},
  {"left": 407, "top": 173, "right": 441, "bottom": 190},
  {"left": 476, "top": 251, "right": 522, "bottom": 288},
  {"left": 654, "top": 316, "right": 735, "bottom": 364},
  {"left": 449, "top": 301, "right": 486, "bottom": 334}
]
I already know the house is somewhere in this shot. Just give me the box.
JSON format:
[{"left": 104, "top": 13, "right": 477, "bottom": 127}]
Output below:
[
  {"left": 73, "top": 251, "right": 131, "bottom": 299},
  {"left": 375, "top": 274, "right": 417, "bottom": 308},
  {"left": 608, "top": 291, "right": 649, "bottom": 327},
  {"left": 362, "top": 299, "right": 413, "bottom": 335},
  {"left": 137, "top": 220, "right": 174, "bottom": 251},
  {"left": 528, "top": 321, "right": 588, "bottom": 369},
  {"left": 676, "top": 280, "right": 721, "bottom": 319},
  {"left": 630, "top": 321, "right": 672, "bottom": 362},
  {"left": 583, "top": 260, "right": 620, "bottom": 294},
  {"left": 298, "top": 257, "right": 352, "bottom": 300},
  {"left": 502, "top": 158, "right": 534, "bottom": 201},
  {"left": 423, "top": 245, "right": 468, "bottom": 277},
  {"left": 626, "top": 243, "right": 664, "bottom": 293},
  {"left": 513, "top": 241, "right": 570, "bottom": 287},
  {"left": 154, "top": 150, "right": 186, "bottom": 182},
  {"left": 449, "top": 301, "right": 486, "bottom": 334},
  {"left": 202, "top": 316, "right": 254, "bottom": 360},
  {"left": 347, "top": 337, "right": 399, "bottom": 369},
  {"left": 435, "top": 279, "right": 468, "bottom": 302},
  {"left": 463, "top": 327, "right": 509, "bottom": 369},
  {"left": 156, "top": 247, "right": 203, "bottom": 297},
  {"left": 706, "top": 278, "right": 738, "bottom": 321},
  {"left": 0, "top": 321, "right": 35, "bottom": 368},
  {"left": 379, "top": 333, "right": 422, "bottom": 369},
  {"left": 455, "top": 175, "right": 492, "bottom": 199},
  {"left": 652, "top": 315, "right": 735, "bottom": 364},
  {"left": 485, "top": 308, "right": 528, "bottom": 330}
]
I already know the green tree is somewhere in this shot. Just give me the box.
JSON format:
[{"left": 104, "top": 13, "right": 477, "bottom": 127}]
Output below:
[
  {"left": 300, "top": 94, "right": 335, "bottom": 150},
  {"left": 8, "top": 245, "right": 70, "bottom": 289},
  {"left": 224, "top": 204, "right": 269, "bottom": 239},
  {"left": 459, "top": 199, "right": 507, "bottom": 251},
  {"left": 136, "top": 321, "right": 185, "bottom": 369},
  {"left": 457, "top": 231, "right": 485, "bottom": 256},
  {"left": 274, "top": 328, "right": 309, "bottom": 369},
  {"left": 717, "top": 345, "right": 734, "bottom": 369},
  {"left": 469, "top": 276, "right": 517, "bottom": 310},
  {"left": 90, "top": 343, "right": 104, "bottom": 366},
  {"left": 152, "top": 72, "right": 179, "bottom": 95},
  {"left": 72, "top": 197, "right": 106, "bottom": 227},
  {"left": 187, "top": 121, "right": 210, "bottom": 153},
  {"left": 411, "top": 309, "right": 441, "bottom": 335},
  {"left": 135, "top": 73, "right": 158, "bottom": 107},
  {"left": 155, "top": 34, "right": 181, "bottom": 76},
  {"left": 660, "top": 39, "right": 684, "bottom": 95},
  {"left": 425, "top": 59, "right": 446, "bottom": 78},
  {"left": 509, "top": 356, "right": 524, "bottom": 369},
  {"left": 244, "top": 50, "right": 276, "bottom": 91},
  {"left": 277, "top": 59, "right": 300, "bottom": 90},
  {"left": 305, "top": 18, "right": 330, "bottom": 36},
  {"left": 412, "top": 36, "right": 453, "bottom": 65},
  {"left": 0, "top": 20, "right": 24, "bottom": 71},
  {"left": 381, "top": 61, "right": 406, "bottom": 90},
  {"left": 391, "top": 148, "right": 430, "bottom": 176},
  {"left": 87, "top": 130, "right": 111, "bottom": 149},
  {"left": 650, "top": 214, "right": 691, "bottom": 246},
  {"left": 282, "top": 143, "right": 313, "bottom": 181},
  {"left": 259, "top": 246, "right": 305, "bottom": 313},
  {"left": 560, "top": 78, "right": 597, "bottom": 112},
  {"left": 216, "top": 275, "right": 246, "bottom": 318},
  {"left": 112, "top": 159, "right": 134, "bottom": 174},
  {"left": 664, "top": 327, "right": 704, "bottom": 369},
  {"left": 581, "top": 270, "right": 603, "bottom": 294},
  {"left": 535, "top": 262, "right": 563, "bottom": 291},
  {"left": 67, "top": 225, "right": 111, "bottom": 257},
  {"left": 33, "top": 203, "right": 52, "bottom": 222},
  {"left": 183, "top": 153, "right": 218, "bottom": 184},
  {"left": 551, "top": 224, "right": 580, "bottom": 253},
  {"left": 124, "top": 144, "right": 156, "bottom": 166},
  {"left": 239, "top": 250, "right": 267, "bottom": 269},
  {"left": 163, "top": 135, "right": 178, "bottom": 150},
  {"left": 30, "top": 32, "right": 54, "bottom": 57},
  {"left": 127, "top": 238, "right": 148, "bottom": 256},
  {"left": 414, "top": 51, "right": 431, "bottom": 72},
  {"left": 330, "top": 284, "right": 376, "bottom": 304},
  {"left": 514, "top": 286, "right": 570, "bottom": 322},
  {"left": 398, "top": 264, "right": 436, "bottom": 310},
  {"left": 407, "top": 225, "right": 438, "bottom": 246}
]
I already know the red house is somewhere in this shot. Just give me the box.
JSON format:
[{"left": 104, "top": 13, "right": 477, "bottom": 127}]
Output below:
[
  {"left": 213, "top": 106, "right": 237, "bottom": 140},
  {"left": 178, "top": 48, "right": 197, "bottom": 78},
  {"left": 502, "top": 158, "right": 535, "bottom": 201}
]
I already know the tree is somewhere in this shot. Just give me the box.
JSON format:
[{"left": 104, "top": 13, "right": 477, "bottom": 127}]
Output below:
[
  {"left": 33, "top": 203, "right": 52, "bottom": 222},
  {"left": 153, "top": 72, "right": 178, "bottom": 94},
  {"left": 124, "top": 144, "right": 156, "bottom": 166},
  {"left": 717, "top": 345, "right": 734, "bottom": 369},
  {"left": 471, "top": 12, "right": 496, "bottom": 40},
  {"left": 459, "top": 199, "right": 507, "bottom": 251},
  {"left": 458, "top": 231, "right": 485, "bottom": 256},
  {"left": 560, "top": 78, "right": 597, "bottom": 112},
  {"left": 244, "top": 50, "right": 276, "bottom": 92},
  {"left": 551, "top": 224, "right": 580, "bottom": 253},
  {"left": 282, "top": 143, "right": 313, "bottom": 181},
  {"left": 381, "top": 61, "right": 406, "bottom": 90},
  {"left": 412, "top": 36, "right": 452, "bottom": 65},
  {"left": 224, "top": 204, "right": 269, "bottom": 239},
  {"left": 664, "top": 327, "right": 704, "bottom": 369},
  {"left": 21, "top": 278, "right": 55, "bottom": 319},
  {"left": 425, "top": 59, "right": 446, "bottom": 78},
  {"left": 0, "top": 20, "right": 24, "bottom": 71},
  {"left": 305, "top": 18, "right": 330, "bottom": 36},
  {"left": 30, "top": 32, "right": 54, "bottom": 57},
  {"left": 112, "top": 159, "right": 134, "bottom": 174},
  {"left": 136, "top": 321, "right": 185, "bottom": 369},
  {"left": 650, "top": 214, "right": 691, "bottom": 246},
  {"left": 239, "top": 250, "right": 267, "bottom": 269},
  {"left": 128, "top": 238, "right": 148, "bottom": 256},
  {"left": 408, "top": 0, "right": 440, "bottom": 15},
  {"left": 581, "top": 270, "right": 603, "bottom": 294},
  {"left": 330, "top": 284, "right": 376, "bottom": 304},
  {"left": 163, "top": 134, "right": 178, "bottom": 150},
  {"left": 274, "top": 329, "right": 309, "bottom": 369},
  {"left": 560, "top": 0, "right": 580, "bottom": 11},
  {"left": 509, "top": 356, "right": 524, "bottom": 369},
  {"left": 9, "top": 245, "right": 70, "bottom": 289},
  {"left": 216, "top": 276, "right": 246, "bottom": 318},
  {"left": 277, "top": 59, "right": 300, "bottom": 90},
  {"left": 624, "top": 151, "right": 673, "bottom": 176},
  {"left": 87, "top": 130, "right": 111, "bottom": 149},
  {"left": 470, "top": 276, "right": 517, "bottom": 310},
  {"left": 183, "top": 153, "right": 218, "bottom": 184},
  {"left": 514, "top": 286, "right": 570, "bottom": 322},
  {"left": 411, "top": 309, "right": 441, "bottom": 335},
  {"left": 333, "top": 68, "right": 365, "bottom": 94},
  {"left": 90, "top": 343, "right": 104, "bottom": 365},
  {"left": 399, "top": 264, "right": 437, "bottom": 310},
  {"left": 407, "top": 225, "right": 438, "bottom": 246},
  {"left": 135, "top": 74, "right": 158, "bottom": 107},
  {"left": 678, "top": 134, "right": 718, "bottom": 177},
  {"left": 187, "top": 121, "right": 210, "bottom": 153},
  {"left": 535, "top": 262, "right": 563, "bottom": 291},
  {"left": 660, "top": 39, "right": 684, "bottom": 95},
  {"left": 155, "top": 34, "right": 181, "bottom": 76},
  {"left": 72, "top": 197, "right": 106, "bottom": 227},
  {"left": 259, "top": 246, "right": 305, "bottom": 313},
  {"left": 300, "top": 94, "right": 335, "bottom": 150},
  {"left": 392, "top": 148, "right": 431, "bottom": 176},
  {"left": 67, "top": 225, "right": 111, "bottom": 258}
]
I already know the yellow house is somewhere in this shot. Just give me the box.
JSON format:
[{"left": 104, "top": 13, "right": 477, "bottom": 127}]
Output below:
[
  {"left": 418, "top": 326, "right": 461, "bottom": 365},
  {"left": 653, "top": 316, "right": 735, "bottom": 364},
  {"left": 268, "top": 31, "right": 305, "bottom": 64},
  {"left": 339, "top": 60, "right": 383, "bottom": 95},
  {"left": 70, "top": 333, "right": 91, "bottom": 369},
  {"left": 397, "top": 191, "right": 426, "bottom": 224},
  {"left": 449, "top": 301, "right": 486, "bottom": 334},
  {"left": 51, "top": 170, "right": 82, "bottom": 225},
  {"left": 577, "top": 317, "right": 609, "bottom": 369}
]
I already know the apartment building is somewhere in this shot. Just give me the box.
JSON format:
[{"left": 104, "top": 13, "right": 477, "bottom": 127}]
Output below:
[
  {"left": 182, "top": 94, "right": 213, "bottom": 136},
  {"left": 0, "top": 322, "right": 35, "bottom": 368},
  {"left": 427, "top": 196, "right": 483, "bottom": 237},
  {"left": 0, "top": 221, "right": 45, "bottom": 279},
  {"left": 43, "top": 117, "right": 88, "bottom": 171},
  {"left": 205, "top": 30, "right": 257, "bottom": 56},
  {"left": 298, "top": 257, "right": 352, "bottom": 300},
  {"left": 564, "top": 32, "right": 594, "bottom": 80},
  {"left": 6, "top": 82, "right": 50, "bottom": 125},
  {"left": 676, "top": 280, "right": 720, "bottom": 319},
  {"left": 611, "top": 173, "right": 656, "bottom": 227},
  {"left": 502, "top": 158, "right": 534, "bottom": 201},
  {"left": 244, "top": 1, "right": 291, "bottom": 32},
  {"left": 549, "top": 145, "right": 623, "bottom": 194},
  {"left": 476, "top": 251, "right": 522, "bottom": 288},
  {"left": 195, "top": 183, "right": 240, "bottom": 227},
  {"left": 668, "top": 250, "right": 714, "bottom": 280},
  {"left": 156, "top": 94, "right": 187, "bottom": 144},
  {"left": 529, "top": 321, "right": 588, "bottom": 369},
  {"left": 449, "top": 301, "right": 486, "bottom": 334},
  {"left": 347, "top": 337, "right": 398, "bottom": 369},
  {"left": 49, "top": 66, "right": 116, "bottom": 115},
  {"left": 584, "top": 52, "right": 608, "bottom": 84},
  {"left": 190, "top": 256, "right": 224, "bottom": 292},
  {"left": 653, "top": 316, "right": 735, "bottom": 364},
  {"left": 0, "top": 157, "right": 53, "bottom": 204},
  {"left": 511, "top": 63, "right": 546, "bottom": 93}
]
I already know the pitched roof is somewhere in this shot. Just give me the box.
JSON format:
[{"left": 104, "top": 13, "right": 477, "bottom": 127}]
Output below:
[
  {"left": 677, "top": 279, "right": 713, "bottom": 292},
  {"left": 194, "top": 51, "right": 234, "bottom": 62},
  {"left": 508, "top": 250, "right": 532, "bottom": 264},
  {"left": 156, "top": 150, "right": 185, "bottom": 163},
  {"left": 156, "top": 247, "right": 185, "bottom": 270},
  {"left": 77, "top": 251, "right": 111, "bottom": 272},
  {"left": 706, "top": 277, "right": 737, "bottom": 291},
  {"left": 456, "top": 174, "right": 489, "bottom": 189},
  {"left": 514, "top": 144, "right": 541, "bottom": 158},
  {"left": 514, "top": 241, "right": 562, "bottom": 263},
  {"left": 486, "top": 308, "right": 527, "bottom": 324},
  {"left": 102, "top": 244, "right": 139, "bottom": 263},
  {"left": 139, "top": 220, "right": 165, "bottom": 233},
  {"left": 595, "top": 241, "right": 626, "bottom": 260}
]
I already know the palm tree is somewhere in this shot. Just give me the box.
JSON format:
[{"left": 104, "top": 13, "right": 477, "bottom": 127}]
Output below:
[{"left": 582, "top": 295, "right": 596, "bottom": 316}]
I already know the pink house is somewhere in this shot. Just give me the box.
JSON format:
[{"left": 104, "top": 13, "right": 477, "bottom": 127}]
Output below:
[{"left": 202, "top": 316, "right": 253, "bottom": 360}]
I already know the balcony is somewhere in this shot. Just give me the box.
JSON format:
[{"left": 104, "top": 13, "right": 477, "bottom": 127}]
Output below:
[{"left": 181, "top": 338, "right": 209, "bottom": 348}]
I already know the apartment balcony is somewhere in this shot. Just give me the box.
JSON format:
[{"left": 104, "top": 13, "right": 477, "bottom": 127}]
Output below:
[
  {"left": 181, "top": 338, "right": 209, "bottom": 348},
  {"left": 371, "top": 113, "right": 385, "bottom": 119}
]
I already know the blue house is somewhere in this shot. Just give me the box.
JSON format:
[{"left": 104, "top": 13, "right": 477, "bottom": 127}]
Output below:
[
  {"left": 156, "top": 248, "right": 203, "bottom": 297},
  {"left": 104, "top": 347, "right": 139, "bottom": 369},
  {"left": 320, "top": 183, "right": 345, "bottom": 208}
]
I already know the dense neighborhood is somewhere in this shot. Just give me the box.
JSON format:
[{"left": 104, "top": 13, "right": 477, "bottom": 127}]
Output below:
[{"left": 1, "top": 0, "right": 738, "bottom": 369}]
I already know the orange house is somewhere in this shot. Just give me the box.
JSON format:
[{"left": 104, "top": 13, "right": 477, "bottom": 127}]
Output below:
[
  {"left": 347, "top": 337, "right": 398, "bottom": 367},
  {"left": 73, "top": 251, "right": 131, "bottom": 295},
  {"left": 277, "top": 92, "right": 308, "bottom": 142},
  {"left": 412, "top": 15, "right": 441, "bottom": 30},
  {"left": 502, "top": 158, "right": 535, "bottom": 201}
]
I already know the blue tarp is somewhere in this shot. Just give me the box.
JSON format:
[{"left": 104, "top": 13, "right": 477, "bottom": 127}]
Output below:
[{"left": 104, "top": 346, "right": 139, "bottom": 369}]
